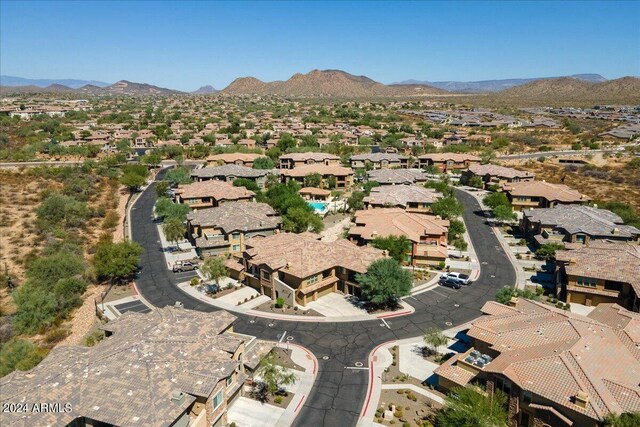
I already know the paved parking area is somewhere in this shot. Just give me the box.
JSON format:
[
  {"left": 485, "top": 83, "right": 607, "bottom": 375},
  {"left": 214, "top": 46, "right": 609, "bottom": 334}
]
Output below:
[
  {"left": 216, "top": 286, "right": 260, "bottom": 305},
  {"left": 306, "top": 293, "right": 368, "bottom": 317},
  {"left": 172, "top": 270, "right": 199, "bottom": 282},
  {"left": 113, "top": 299, "right": 152, "bottom": 315},
  {"left": 227, "top": 396, "right": 285, "bottom": 427}
]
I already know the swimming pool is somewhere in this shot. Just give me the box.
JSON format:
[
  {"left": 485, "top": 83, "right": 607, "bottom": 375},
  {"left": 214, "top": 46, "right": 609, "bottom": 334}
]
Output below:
[{"left": 308, "top": 201, "right": 328, "bottom": 213}]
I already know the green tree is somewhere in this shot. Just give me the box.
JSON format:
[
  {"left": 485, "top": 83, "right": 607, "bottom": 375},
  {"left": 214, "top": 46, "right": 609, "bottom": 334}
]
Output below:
[
  {"left": 26, "top": 251, "right": 86, "bottom": 289},
  {"left": 276, "top": 133, "right": 297, "bottom": 151},
  {"left": 452, "top": 238, "right": 468, "bottom": 255},
  {"left": 483, "top": 192, "right": 510, "bottom": 209},
  {"left": 36, "top": 193, "right": 90, "bottom": 230},
  {"left": 165, "top": 167, "right": 192, "bottom": 186},
  {"left": 431, "top": 197, "right": 463, "bottom": 220},
  {"left": 347, "top": 190, "right": 365, "bottom": 211},
  {"left": 253, "top": 156, "right": 275, "bottom": 169},
  {"left": 604, "top": 412, "right": 640, "bottom": 427},
  {"left": 233, "top": 178, "right": 260, "bottom": 192},
  {"left": 468, "top": 176, "right": 485, "bottom": 189},
  {"left": 363, "top": 181, "right": 381, "bottom": 196},
  {"left": 283, "top": 206, "right": 324, "bottom": 233},
  {"left": 53, "top": 277, "right": 87, "bottom": 313},
  {"left": 155, "top": 197, "right": 190, "bottom": 221},
  {"left": 12, "top": 282, "right": 59, "bottom": 334},
  {"left": 447, "top": 219, "right": 466, "bottom": 242},
  {"left": 94, "top": 239, "right": 143, "bottom": 283},
  {"left": 120, "top": 171, "right": 147, "bottom": 192},
  {"left": 252, "top": 351, "right": 297, "bottom": 401},
  {"left": 491, "top": 205, "right": 517, "bottom": 223},
  {"left": 535, "top": 242, "right": 565, "bottom": 260},
  {"left": 356, "top": 258, "right": 412, "bottom": 308},
  {"left": 0, "top": 339, "right": 44, "bottom": 377},
  {"left": 371, "top": 235, "right": 412, "bottom": 263},
  {"left": 304, "top": 173, "right": 323, "bottom": 188},
  {"left": 155, "top": 181, "right": 170, "bottom": 198},
  {"left": 437, "top": 386, "right": 508, "bottom": 427},
  {"left": 423, "top": 327, "right": 448, "bottom": 356},
  {"left": 140, "top": 152, "right": 162, "bottom": 167},
  {"left": 163, "top": 217, "right": 186, "bottom": 248},
  {"left": 201, "top": 256, "right": 228, "bottom": 285}
]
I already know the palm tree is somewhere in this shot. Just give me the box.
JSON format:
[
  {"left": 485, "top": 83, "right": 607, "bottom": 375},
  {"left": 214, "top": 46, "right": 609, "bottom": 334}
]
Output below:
[
  {"left": 437, "top": 385, "right": 508, "bottom": 427},
  {"left": 423, "top": 327, "right": 448, "bottom": 356},
  {"left": 162, "top": 217, "right": 185, "bottom": 250}
]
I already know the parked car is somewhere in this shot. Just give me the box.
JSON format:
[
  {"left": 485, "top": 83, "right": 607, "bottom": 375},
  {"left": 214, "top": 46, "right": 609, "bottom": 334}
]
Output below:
[
  {"left": 440, "top": 277, "right": 462, "bottom": 289},
  {"left": 442, "top": 272, "right": 472, "bottom": 285},
  {"left": 172, "top": 261, "right": 197, "bottom": 273}
]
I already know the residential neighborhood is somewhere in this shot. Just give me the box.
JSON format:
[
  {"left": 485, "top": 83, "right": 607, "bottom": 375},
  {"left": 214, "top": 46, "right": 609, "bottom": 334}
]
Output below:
[{"left": 1, "top": 2, "right": 640, "bottom": 427}]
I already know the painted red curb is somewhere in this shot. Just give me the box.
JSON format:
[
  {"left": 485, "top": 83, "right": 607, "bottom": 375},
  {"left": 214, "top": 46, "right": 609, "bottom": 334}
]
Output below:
[
  {"left": 294, "top": 395, "right": 306, "bottom": 412},
  {"left": 377, "top": 310, "right": 412, "bottom": 319},
  {"left": 361, "top": 340, "right": 396, "bottom": 417}
]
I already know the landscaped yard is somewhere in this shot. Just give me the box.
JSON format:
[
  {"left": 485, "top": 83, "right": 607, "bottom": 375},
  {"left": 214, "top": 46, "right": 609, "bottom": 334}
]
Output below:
[{"left": 375, "top": 389, "right": 441, "bottom": 427}]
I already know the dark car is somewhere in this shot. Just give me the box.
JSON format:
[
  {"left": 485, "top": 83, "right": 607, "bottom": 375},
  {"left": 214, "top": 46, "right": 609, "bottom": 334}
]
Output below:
[{"left": 440, "top": 277, "right": 462, "bottom": 289}]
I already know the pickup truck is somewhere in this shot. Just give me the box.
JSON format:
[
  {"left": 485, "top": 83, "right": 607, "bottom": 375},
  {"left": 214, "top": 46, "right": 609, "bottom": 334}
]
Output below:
[
  {"left": 172, "top": 261, "right": 197, "bottom": 273},
  {"left": 441, "top": 272, "right": 472, "bottom": 285}
]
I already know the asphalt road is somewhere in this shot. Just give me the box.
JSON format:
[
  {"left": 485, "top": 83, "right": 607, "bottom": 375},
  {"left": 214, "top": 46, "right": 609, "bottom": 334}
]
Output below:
[{"left": 131, "top": 175, "right": 516, "bottom": 427}]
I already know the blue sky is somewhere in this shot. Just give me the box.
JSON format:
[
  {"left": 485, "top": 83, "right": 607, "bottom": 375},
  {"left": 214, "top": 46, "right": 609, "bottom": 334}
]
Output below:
[{"left": 1, "top": 1, "right": 638, "bottom": 91}]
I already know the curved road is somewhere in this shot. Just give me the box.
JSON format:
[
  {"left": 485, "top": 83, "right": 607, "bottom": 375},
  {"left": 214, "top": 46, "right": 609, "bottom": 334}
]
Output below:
[{"left": 131, "top": 174, "right": 516, "bottom": 427}]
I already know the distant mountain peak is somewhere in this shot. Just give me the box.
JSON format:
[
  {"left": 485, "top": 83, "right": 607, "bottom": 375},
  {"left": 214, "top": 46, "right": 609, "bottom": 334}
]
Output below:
[{"left": 192, "top": 85, "right": 218, "bottom": 94}]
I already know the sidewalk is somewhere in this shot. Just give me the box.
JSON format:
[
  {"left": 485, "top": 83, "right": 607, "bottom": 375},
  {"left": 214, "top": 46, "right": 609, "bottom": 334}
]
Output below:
[
  {"left": 227, "top": 343, "right": 317, "bottom": 427},
  {"left": 358, "top": 325, "right": 471, "bottom": 427}
]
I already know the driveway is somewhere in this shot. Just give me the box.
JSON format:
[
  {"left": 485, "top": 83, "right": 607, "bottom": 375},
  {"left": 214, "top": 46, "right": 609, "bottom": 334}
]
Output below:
[
  {"left": 130, "top": 172, "right": 517, "bottom": 427},
  {"left": 227, "top": 397, "right": 285, "bottom": 427},
  {"left": 306, "top": 293, "right": 368, "bottom": 317}
]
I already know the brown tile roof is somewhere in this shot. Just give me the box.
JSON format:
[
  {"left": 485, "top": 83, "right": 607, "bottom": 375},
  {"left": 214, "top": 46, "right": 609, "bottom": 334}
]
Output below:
[
  {"left": 556, "top": 241, "right": 640, "bottom": 296},
  {"left": 245, "top": 232, "right": 384, "bottom": 278},
  {"left": 0, "top": 308, "right": 241, "bottom": 427},
  {"left": 279, "top": 152, "right": 340, "bottom": 161},
  {"left": 501, "top": 181, "right": 591, "bottom": 203},
  {"left": 463, "top": 300, "right": 640, "bottom": 421},
  {"left": 418, "top": 153, "right": 481, "bottom": 162},
  {"left": 187, "top": 202, "right": 281, "bottom": 233},
  {"left": 280, "top": 164, "right": 353, "bottom": 177},
  {"left": 299, "top": 187, "right": 332, "bottom": 196},
  {"left": 467, "top": 164, "right": 535, "bottom": 179},
  {"left": 206, "top": 152, "right": 263, "bottom": 163},
  {"left": 350, "top": 208, "right": 449, "bottom": 243},
  {"left": 175, "top": 180, "right": 254, "bottom": 201},
  {"left": 364, "top": 185, "right": 442, "bottom": 208}
]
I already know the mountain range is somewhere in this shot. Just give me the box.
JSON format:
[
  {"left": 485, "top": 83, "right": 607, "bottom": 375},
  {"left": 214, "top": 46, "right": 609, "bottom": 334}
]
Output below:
[
  {"left": 0, "top": 75, "right": 111, "bottom": 89},
  {"left": 1, "top": 71, "right": 638, "bottom": 103},
  {"left": 393, "top": 74, "right": 608, "bottom": 93},
  {"left": 221, "top": 69, "right": 446, "bottom": 97}
]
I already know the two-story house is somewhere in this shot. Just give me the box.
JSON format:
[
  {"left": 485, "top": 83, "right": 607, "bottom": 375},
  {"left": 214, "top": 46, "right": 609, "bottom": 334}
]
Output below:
[
  {"left": 555, "top": 240, "right": 639, "bottom": 311},
  {"left": 174, "top": 180, "right": 255, "bottom": 210},
  {"left": 521, "top": 205, "right": 640, "bottom": 246},
  {"left": 417, "top": 153, "right": 481, "bottom": 173},
  {"left": 461, "top": 164, "right": 535, "bottom": 189},
  {"left": 280, "top": 164, "right": 354, "bottom": 190},
  {"left": 0, "top": 308, "right": 275, "bottom": 427},
  {"left": 206, "top": 152, "right": 264, "bottom": 167},
  {"left": 350, "top": 153, "right": 410, "bottom": 170},
  {"left": 278, "top": 152, "right": 340, "bottom": 169},
  {"left": 435, "top": 300, "right": 640, "bottom": 427},
  {"left": 191, "top": 164, "right": 275, "bottom": 189},
  {"left": 501, "top": 181, "right": 591, "bottom": 211},
  {"left": 186, "top": 202, "right": 282, "bottom": 257},
  {"left": 363, "top": 185, "right": 443, "bottom": 213},
  {"left": 239, "top": 233, "right": 385, "bottom": 306},
  {"left": 349, "top": 208, "right": 450, "bottom": 266}
]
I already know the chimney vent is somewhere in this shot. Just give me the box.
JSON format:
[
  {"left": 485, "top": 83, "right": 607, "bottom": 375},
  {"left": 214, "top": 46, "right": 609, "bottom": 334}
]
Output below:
[{"left": 575, "top": 391, "right": 589, "bottom": 409}]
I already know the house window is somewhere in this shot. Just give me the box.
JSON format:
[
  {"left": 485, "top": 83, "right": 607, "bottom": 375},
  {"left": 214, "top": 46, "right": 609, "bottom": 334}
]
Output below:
[
  {"left": 261, "top": 270, "right": 271, "bottom": 280},
  {"left": 232, "top": 232, "right": 241, "bottom": 239},
  {"left": 232, "top": 244, "right": 241, "bottom": 252},
  {"left": 577, "top": 276, "right": 597, "bottom": 288},
  {"left": 226, "top": 375, "right": 233, "bottom": 387},
  {"left": 307, "top": 275, "right": 319, "bottom": 285},
  {"left": 212, "top": 390, "right": 224, "bottom": 411}
]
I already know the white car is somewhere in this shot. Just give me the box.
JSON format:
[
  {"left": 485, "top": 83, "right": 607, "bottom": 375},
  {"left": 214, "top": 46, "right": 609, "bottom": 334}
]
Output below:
[{"left": 442, "top": 272, "right": 472, "bottom": 285}]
